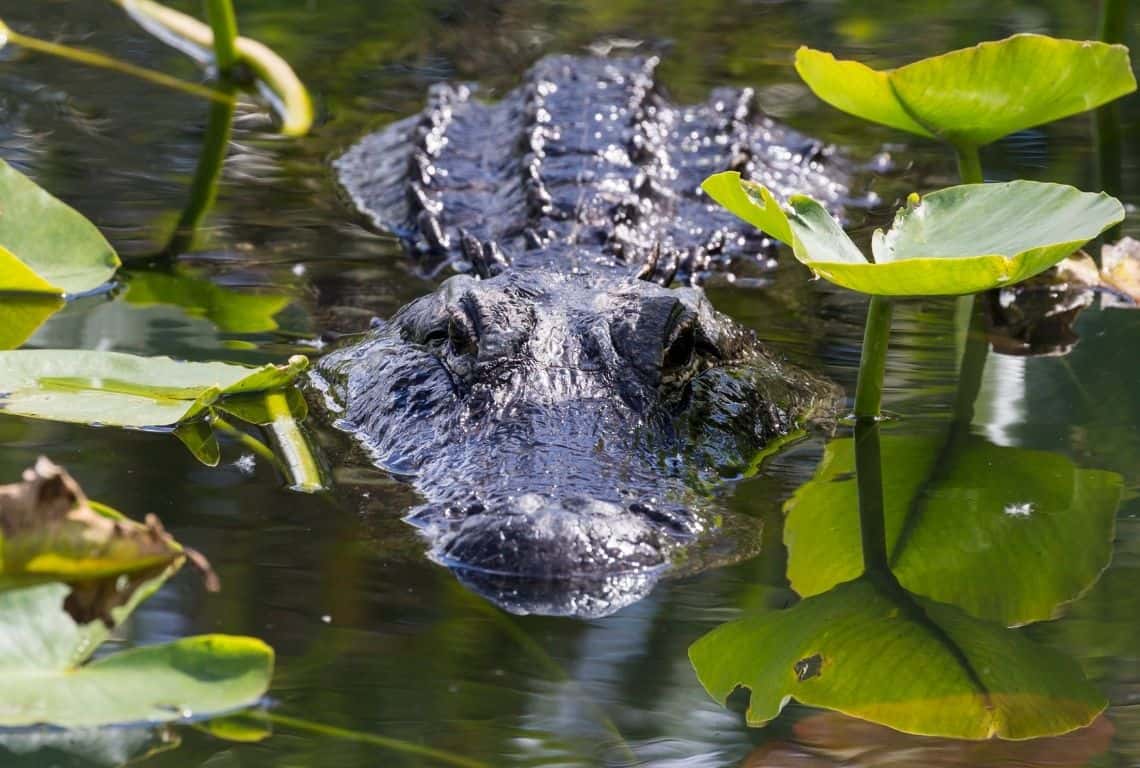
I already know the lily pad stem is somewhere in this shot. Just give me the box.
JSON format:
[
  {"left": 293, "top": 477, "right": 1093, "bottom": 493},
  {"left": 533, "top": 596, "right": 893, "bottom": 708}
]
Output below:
[
  {"left": 204, "top": 0, "right": 238, "bottom": 74},
  {"left": 263, "top": 391, "right": 326, "bottom": 493},
  {"left": 249, "top": 712, "right": 491, "bottom": 768},
  {"left": 853, "top": 295, "right": 893, "bottom": 421},
  {"left": 954, "top": 144, "right": 984, "bottom": 184},
  {"left": 162, "top": 84, "right": 236, "bottom": 260},
  {"left": 855, "top": 419, "right": 890, "bottom": 578},
  {"left": 0, "top": 21, "right": 231, "bottom": 104}
]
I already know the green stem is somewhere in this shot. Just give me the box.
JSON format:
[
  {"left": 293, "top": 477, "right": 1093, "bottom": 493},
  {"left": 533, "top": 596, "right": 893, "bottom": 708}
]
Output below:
[
  {"left": 853, "top": 295, "right": 893, "bottom": 421},
  {"left": 950, "top": 294, "right": 989, "bottom": 428},
  {"left": 112, "top": 0, "right": 313, "bottom": 136},
  {"left": 887, "top": 296, "right": 988, "bottom": 567},
  {"left": 208, "top": 413, "right": 279, "bottom": 465},
  {"left": 248, "top": 712, "right": 491, "bottom": 768},
  {"left": 163, "top": 84, "right": 236, "bottom": 258},
  {"left": 954, "top": 144, "right": 984, "bottom": 184},
  {"left": 263, "top": 391, "right": 326, "bottom": 493},
  {"left": 854, "top": 419, "right": 889, "bottom": 577},
  {"left": 0, "top": 22, "right": 231, "bottom": 103},
  {"left": 1098, "top": 0, "right": 1127, "bottom": 43},
  {"left": 204, "top": 0, "right": 238, "bottom": 74},
  {"left": 1093, "top": 0, "right": 1127, "bottom": 244}
]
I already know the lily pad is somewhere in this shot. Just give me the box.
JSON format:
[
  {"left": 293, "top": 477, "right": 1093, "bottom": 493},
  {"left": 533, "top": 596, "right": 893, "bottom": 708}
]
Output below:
[
  {"left": 0, "top": 296, "right": 64, "bottom": 350},
  {"left": 0, "top": 160, "right": 120, "bottom": 296},
  {"left": 783, "top": 433, "right": 1120, "bottom": 626},
  {"left": 689, "top": 577, "right": 1105, "bottom": 740},
  {"left": 0, "top": 350, "right": 307, "bottom": 428},
  {"left": 795, "top": 35, "right": 1137, "bottom": 146},
  {"left": 0, "top": 583, "right": 271, "bottom": 727},
  {"left": 701, "top": 173, "right": 1125, "bottom": 296}
]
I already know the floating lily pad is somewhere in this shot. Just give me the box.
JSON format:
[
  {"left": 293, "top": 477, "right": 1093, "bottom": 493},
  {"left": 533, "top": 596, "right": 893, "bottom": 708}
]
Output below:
[
  {"left": 795, "top": 35, "right": 1137, "bottom": 146},
  {"left": 782, "top": 433, "right": 1120, "bottom": 626},
  {"left": 701, "top": 173, "right": 1125, "bottom": 296},
  {"left": 0, "top": 160, "right": 120, "bottom": 296},
  {"left": 0, "top": 350, "right": 307, "bottom": 428},
  {"left": 0, "top": 295, "right": 64, "bottom": 350},
  {"left": 0, "top": 582, "right": 271, "bottom": 727},
  {"left": 689, "top": 577, "right": 1105, "bottom": 740}
]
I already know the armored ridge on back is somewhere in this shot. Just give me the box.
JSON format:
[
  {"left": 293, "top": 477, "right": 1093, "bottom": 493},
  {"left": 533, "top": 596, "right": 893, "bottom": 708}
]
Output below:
[{"left": 316, "top": 55, "right": 850, "bottom": 617}]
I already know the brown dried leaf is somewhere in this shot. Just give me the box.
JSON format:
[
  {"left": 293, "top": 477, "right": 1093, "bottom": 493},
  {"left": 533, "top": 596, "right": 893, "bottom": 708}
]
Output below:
[{"left": 0, "top": 457, "right": 217, "bottom": 626}]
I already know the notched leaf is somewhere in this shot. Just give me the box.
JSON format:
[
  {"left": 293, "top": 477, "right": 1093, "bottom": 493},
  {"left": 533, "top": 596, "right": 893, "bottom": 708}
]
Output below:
[{"left": 0, "top": 457, "right": 217, "bottom": 626}]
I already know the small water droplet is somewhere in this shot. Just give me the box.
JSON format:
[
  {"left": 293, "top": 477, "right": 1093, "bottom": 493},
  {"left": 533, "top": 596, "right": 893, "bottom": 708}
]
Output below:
[{"left": 1004, "top": 501, "right": 1034, "bottom": 518}]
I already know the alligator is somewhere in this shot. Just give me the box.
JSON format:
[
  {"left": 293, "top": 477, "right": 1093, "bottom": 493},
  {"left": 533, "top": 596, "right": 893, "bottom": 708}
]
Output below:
[{"left": 315, "top": 55, "right": 849, "bottom": 617}]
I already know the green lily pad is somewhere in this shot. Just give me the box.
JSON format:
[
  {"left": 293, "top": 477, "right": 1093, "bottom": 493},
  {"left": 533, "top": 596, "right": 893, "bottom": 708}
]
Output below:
[
  {"left": 0, "top": 296, "right": 64, "bottom": 350},
  {"left": 0, "top": 582, "right": 271, "bottom": 727},
  {"left": 795, "top": 34, "right": 1137, "bottom": 146},
  {"left": 0, "top": 350, "right": 307, "bottom": 428},
  {"left": 783, "top": 433, "right": 1120, "bottom": 626},
  {"left": 0, "top": 161, "right": 120, "bottom": 296},
  {"left": 701, "top": 173, "right": 1125, "bottom": 296},
  {"left": 689, "top": 577, "right": 1106, "bottom": 740}
]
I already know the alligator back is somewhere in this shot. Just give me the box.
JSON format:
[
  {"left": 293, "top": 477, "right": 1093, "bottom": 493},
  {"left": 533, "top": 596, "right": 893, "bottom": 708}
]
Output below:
[{"left": 336, "top": 55, "right": 850, "bottom": 282}]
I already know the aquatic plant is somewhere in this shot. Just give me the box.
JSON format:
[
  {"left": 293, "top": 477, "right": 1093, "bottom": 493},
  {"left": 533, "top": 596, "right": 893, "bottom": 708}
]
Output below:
[
  {"left": 113, "top": 0, "right": 313, "bottom": 136},
  {"left": 794, "top": 34, "right": 1136, "bottom": 183},
  {"left": 0, "top": 352, "right": 325, "bottom": 491},
  {"left": 0, "top": 459, "right": 272, "bottom": 727},
  {"left": 0, "top": 160, "right": 120, "bottom": 297},
  {"left": 689, "top": 422, "right": 1120, "bottom": 739},
  {"left": 0, "top": 1, "right": 312, "bottom": 136},
  {"left": 702, "top": 173, "right": 1124, "bottom": 418}
]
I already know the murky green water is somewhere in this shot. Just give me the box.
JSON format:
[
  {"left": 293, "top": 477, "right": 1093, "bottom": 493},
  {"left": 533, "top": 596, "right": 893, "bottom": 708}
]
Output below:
[{"left": 0, "top": 1, "right": 1137, "bottom": 765}]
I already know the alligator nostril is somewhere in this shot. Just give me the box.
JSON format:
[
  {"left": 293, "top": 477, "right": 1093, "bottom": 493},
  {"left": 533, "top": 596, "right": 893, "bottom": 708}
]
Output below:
[
  {"left": 629, "top": 501, "right": 655, "bottom": 516},
  {"left": 629, "top": 502, "right": 694, "bottom": 536}
]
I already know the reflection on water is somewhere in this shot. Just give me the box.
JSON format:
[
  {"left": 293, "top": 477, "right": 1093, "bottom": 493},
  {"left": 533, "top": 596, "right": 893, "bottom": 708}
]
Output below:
[{"left": 0, "top": 0, "right": 1137, "bottom": 765}]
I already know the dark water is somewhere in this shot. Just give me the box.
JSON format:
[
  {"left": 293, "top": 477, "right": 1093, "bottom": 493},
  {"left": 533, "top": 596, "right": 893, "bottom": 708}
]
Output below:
[{"left": 0, "top": 1, "right": 1138, "bottom": 765}]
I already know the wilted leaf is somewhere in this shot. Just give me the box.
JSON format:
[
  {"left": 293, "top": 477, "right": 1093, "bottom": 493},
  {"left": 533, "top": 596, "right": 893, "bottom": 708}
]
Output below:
[
  {"left": 984, "top": 253, "right": 1100, "bottom": 357},
  {"left": 0, "top": 160, "right": 120, "bottom": 296},
  {"left": 0, "top": 458, "right": 215, "bottom": 625},
  {"left": 795, "top": 35, "right": 1137, "bottom": 146},
  {"left": 701, "top": 173, "right": 1124, "bottom": 296},
  {"left": 783, "top": 433, "right": 1120, "bottom": 626},
  {"left": 689, "top": 577, "right": 1105, "bottom": 740},
  {"left": 1100, "top": 236, "right": 1140, "bottom": 307},
  {"left": 0, "top": 350, "right": 307, "bottom": 428}
]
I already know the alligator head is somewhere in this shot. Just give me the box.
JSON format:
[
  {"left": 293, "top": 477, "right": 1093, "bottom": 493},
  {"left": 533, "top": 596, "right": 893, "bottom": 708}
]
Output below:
[
  {"left": 315, "top": 269, "right": 836, "bottom": 616},
  {"left": 319, "top": 53, "right": 852, "bottom": 616}
]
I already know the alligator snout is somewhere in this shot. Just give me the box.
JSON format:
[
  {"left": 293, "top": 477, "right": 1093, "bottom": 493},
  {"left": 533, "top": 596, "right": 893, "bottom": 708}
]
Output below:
[{"left": 410, "top": 492, "right": 701, "bottom": 580}]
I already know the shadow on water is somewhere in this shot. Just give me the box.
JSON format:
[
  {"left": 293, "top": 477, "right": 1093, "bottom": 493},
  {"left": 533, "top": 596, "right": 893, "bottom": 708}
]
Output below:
[{"left": 0, "top": 0, "right": 1138, "bottom": 766}]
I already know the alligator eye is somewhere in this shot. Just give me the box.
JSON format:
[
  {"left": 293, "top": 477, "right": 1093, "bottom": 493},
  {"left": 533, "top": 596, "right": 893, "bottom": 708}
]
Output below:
[
  {"left": 447, "top": 311, "right": 479, "bottom": 356},
  {"left": 662, "top": 323, "right": 695, "bottom": 371}
]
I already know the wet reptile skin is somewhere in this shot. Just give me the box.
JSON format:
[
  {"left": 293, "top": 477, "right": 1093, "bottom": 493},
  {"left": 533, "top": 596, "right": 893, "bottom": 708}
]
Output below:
[{"left": 315, "top": 55, "right": 850, "bottom": 617}]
